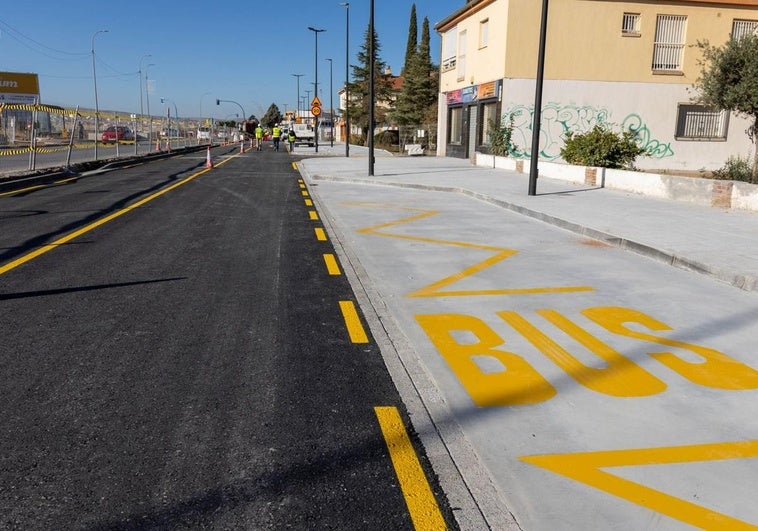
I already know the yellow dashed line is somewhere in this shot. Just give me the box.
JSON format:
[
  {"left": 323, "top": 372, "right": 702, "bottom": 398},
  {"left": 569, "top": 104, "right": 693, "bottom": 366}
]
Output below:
[
  {"left": 338, "top": 300, "right": 368, "bottom": 344},
  {"left": 301, "top": 190, "right": 309, "bottom": 197},
  {"left": 305, "top": 199, "right": 313, "bottom": 207},
  {"left": 374, "top": 406, "right": 446, "bottom": 530},
  {"left": 323, "top": 254, "right": 341, "bottom": 275},
  {"left": 315, "top": 228, "right": 327, "bottom": 241},
  {"left": 308, "top": 210, "right": 319, "bottom": 221}
]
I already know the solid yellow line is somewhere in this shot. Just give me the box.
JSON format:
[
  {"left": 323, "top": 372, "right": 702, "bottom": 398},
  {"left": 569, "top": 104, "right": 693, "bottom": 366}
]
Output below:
[
  {"left": 315, "top": 228, "right": 327, "bottom": 241},
  {"left": 374, "top": 406, "right": 446, "bottom": 530},
  {"left": 339, "top": 300, "right": 368, "bottom": 344},
  {"left": 308, "top": 210, "right": 319, "bottom": 220},
  {"left": 0, "top": 184, "right": 46, "bottom": 197},
  {"left": 323, "top": 253, "right": 341, "bottom": 275},
  {"left": 0, "top": 165, "right": 213, "bottom": 276}
]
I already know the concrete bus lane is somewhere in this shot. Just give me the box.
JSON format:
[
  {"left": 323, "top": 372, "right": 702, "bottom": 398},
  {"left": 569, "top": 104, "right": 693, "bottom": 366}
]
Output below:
[{"left": 305, "top": 177, "right": 758, "bottom": 530}]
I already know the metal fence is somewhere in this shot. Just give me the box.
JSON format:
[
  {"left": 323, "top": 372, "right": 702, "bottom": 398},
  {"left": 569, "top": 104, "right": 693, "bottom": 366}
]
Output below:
[{"left": 0, "top": 102, "right": 211, "bottom": 173}]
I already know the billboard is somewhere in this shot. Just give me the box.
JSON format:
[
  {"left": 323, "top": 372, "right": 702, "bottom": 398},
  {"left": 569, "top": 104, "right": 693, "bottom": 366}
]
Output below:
[{"left": 0, "top": 72, "right": 40, "bottom": 104}]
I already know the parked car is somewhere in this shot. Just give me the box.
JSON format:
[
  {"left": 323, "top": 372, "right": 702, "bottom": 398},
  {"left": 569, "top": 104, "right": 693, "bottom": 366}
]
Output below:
[
  {"left": 101, "top": 126, "right": 134, "bottom": 143},
  {"left": 197, "top": 126, "right": 211, "bottom": 140}
]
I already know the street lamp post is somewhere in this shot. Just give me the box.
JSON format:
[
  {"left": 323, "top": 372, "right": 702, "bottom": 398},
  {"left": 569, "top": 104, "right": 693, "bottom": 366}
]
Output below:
[
  {"left": 368, "top": 0, "right": 375, "bottom": 175},
  {"left": 326, "top": 58, "right": 334, "bottom": 147},
  {"left": 91, "top": 29, "right": 108, "bottom": 161},
  {"left": 137, "top": 54, "right": 151, "bottom": 154},
  {"left": 339, "top": 2, "right": 350, "bottom": 157},
  {"left": 292, "top": 74, "right": 303, "bottom": 121},
  {"left": 529, "top": 0, "right": 550, "bottom": 196},
  {"left": 308, "top": 26, "right": 325, "bottom": 153},
  {"left": 145, "top": 63, "right": 155, "bottom": 150}
]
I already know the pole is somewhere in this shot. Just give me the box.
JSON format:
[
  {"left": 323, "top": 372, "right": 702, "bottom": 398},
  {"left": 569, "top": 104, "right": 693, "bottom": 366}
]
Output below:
[
  {"left": 340, "top": 2, "right": 350, "bottom": 157},
  {"left": 308, "top": 27, "right": 325, "bottom": 153},
  {"left": 138, "top": 54, "right": 151, "bottom": 155},
  {"left": 66, "top": 106, "right": 79, "bottom": 168},
  {"left": 91, "top": 29, "right": 108, "bottom": 161},
  {"left": 326, "top": 58, "right": 334, "bottom": 147},
  {"left": 146, "top": 63, "right": 154, "bottom": 151},
  {"left": 292, "top": 74, "right": 303, "bottom": 121},
  {"left": 368, "top": 0, "right": 375, "bottom": 176},
  {"left": 529, "top": 0, "right": 550, "bottom": 196}
]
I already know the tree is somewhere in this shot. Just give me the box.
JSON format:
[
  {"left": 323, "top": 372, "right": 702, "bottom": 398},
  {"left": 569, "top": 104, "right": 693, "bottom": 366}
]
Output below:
[
  {"left": 695, "top": 34, "right": 758, "bottom": 181},
  {"left": 403, "top": 4, "right": 417, "bottom": 75},
  {"left": 346, "top": 25, "right": 395, "bottom": 144},
  {"left": 394, "top": 15, "right": 439, "bottom": 127},
  {"left": 260, "top": 103, "right": 283, "bottom": 128}
]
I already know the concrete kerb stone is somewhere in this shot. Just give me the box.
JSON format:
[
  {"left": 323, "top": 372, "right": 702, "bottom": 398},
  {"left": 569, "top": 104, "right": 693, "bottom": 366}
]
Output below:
[
  {"left": 305, "top": 172, "right": 758, "bottom": 293},
  {"left": 297, "top": 163, "right": 521, "bottom": 531}
]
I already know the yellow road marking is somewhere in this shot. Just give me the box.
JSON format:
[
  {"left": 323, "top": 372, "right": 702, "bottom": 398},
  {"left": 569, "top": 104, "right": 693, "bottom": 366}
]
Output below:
[
  {"left": 308, "top": 210, "right": 319, "bottom": 221},
  {"left": 0, "top": 184, "right": 46, "bottom": 197},
  {"left": 323, "top": 253, "right": 341, "bottom": 275},
  {"left": 339, "top": 300, "right": 368, "bottom": 343},
  {"left": 293, "top": 163, "right": 299, "bottom": 171},
  {"left": 0, "top": 149, "right": 247, "bottom": 275},
  {"left": 299, "top": 183, "right": 306, "bottom": 189},
  {"left": 521, "top": 440, "right": 758, "bottom": 530},
  {"left": 315, "top": 228, "right": 327, "bottom": 241},
  {"left": 375, "top": 406, "right": 446, "bottom": 530},
  {"left": 304, "top": 199, "right": 313, "bottom": 206},
  {"left": 301, "top": 190, "right": 309, "bottom": 197},
  {"left": 350, "top": 203, "right": 593, "bottom": 298}
]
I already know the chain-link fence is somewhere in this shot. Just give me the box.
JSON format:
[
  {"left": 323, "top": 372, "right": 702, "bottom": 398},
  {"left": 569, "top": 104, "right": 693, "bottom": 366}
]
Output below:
[
  {"left": 1, "top": 102, "right": 216, "bottom": 173},
  {"left": 370, "top": 124, "right": 438, "bottom": 155}
]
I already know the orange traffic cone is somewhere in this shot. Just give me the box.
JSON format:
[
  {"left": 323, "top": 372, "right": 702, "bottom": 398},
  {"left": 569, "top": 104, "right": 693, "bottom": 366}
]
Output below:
[{"left": 205, "top": 146, "right": 213, "bottom": 168}]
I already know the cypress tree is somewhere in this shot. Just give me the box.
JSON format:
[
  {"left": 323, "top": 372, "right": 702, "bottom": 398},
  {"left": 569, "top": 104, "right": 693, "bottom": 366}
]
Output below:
[{"left": 403, "top": 4, "right": 418, "bottom": 75}]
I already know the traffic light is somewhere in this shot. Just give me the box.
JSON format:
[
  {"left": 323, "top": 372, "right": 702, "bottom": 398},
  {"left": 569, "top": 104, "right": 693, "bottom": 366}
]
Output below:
[{"left": 216, "top": 99, "right": 220, "bottom": 105}]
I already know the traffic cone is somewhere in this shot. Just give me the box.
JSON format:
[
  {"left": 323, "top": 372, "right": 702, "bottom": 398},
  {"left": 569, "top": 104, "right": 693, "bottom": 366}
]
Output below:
[
  {"left": 240, "top": 140, "right": 244, "bottom": 154},
  {"left": 205, "top": 146, "right": 213, "bottom": 168}
]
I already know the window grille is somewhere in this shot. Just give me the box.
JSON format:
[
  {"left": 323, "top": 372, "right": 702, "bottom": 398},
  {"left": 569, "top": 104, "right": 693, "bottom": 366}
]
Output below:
[
  {"left": 732, "top": 19, "right": 758, "bottom": 41},
  {"left": 652, "top": 15, "right": 686, "bottom": 71},
  {"left": 622, "top": 13, "right": 640, "bottom": 35},
  {"left": 675, "top": 104, "right": 728, "bottom": 140},
  {"left": 442, "top": 29, "right": 457, "bottom": 72}
]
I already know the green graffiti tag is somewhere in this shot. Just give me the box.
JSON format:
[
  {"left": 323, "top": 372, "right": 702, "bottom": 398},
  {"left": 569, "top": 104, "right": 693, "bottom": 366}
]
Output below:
[{"left": 502, "top": 103, "right": 674, "bottom": 160}]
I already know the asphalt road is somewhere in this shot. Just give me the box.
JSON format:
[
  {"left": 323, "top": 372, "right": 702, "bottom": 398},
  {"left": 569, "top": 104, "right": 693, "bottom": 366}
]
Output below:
[{"left": 0, "top": 146, "right": 456, "bottom": 529}]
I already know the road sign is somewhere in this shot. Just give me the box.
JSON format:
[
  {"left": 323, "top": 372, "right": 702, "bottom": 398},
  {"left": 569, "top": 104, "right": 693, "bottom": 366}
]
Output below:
[
  {"left": 0, "top": 71, "right": 40, "bottom": 104},
  {"left": 310, "top": 95, "right": 322, "bottom": 108},
  {"left": 311, "top": 106, "right": 322, "bottom": 117}
]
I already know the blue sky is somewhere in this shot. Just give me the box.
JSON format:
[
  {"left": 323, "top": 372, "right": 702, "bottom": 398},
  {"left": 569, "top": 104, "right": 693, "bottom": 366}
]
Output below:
[{"left": 0, "top": 0, "right": 460, "bottom": 120}]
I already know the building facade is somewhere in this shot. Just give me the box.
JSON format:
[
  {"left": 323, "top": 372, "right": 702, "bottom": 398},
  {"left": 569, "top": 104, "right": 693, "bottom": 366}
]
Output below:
[{"left": 435, "top": 0, "right": 758, "bottom": 171}]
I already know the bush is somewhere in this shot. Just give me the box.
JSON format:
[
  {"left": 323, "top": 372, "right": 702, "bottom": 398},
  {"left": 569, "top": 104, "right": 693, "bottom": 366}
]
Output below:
[
  {"left": 560, "top": 125, "right": 647, "bottom": 169},
  {"left": 488, "top": 114, "right": 515, "bottom": 157},
  {"left": 712, "top": 154, "right": 756, "bottom": 183}
]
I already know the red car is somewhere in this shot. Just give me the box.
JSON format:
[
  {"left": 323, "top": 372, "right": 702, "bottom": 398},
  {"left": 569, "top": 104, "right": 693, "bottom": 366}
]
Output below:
[{"left": 101, "top": 126, "right": 134, "bottom": 143}]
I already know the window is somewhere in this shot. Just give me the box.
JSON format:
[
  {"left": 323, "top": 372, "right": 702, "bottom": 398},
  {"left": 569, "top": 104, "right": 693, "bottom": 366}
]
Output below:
[
  {"left": 732, "top": 19, "right": 758, "bottom": 41},
  {"left": 457, "top": 30, "right": 467, "bottom": 81},
  {"left": 675, "top": 104, "right": 729, "bottom": 140},
  {"left": 449, "top": 107, "right": 463, "bottom": 145},
  {"left": 622, "top": 13, "right": 640, "bottom": 36},
  {"left": 479, "top": 18, "right": 489, "bottom": 48},
  {"left": 652, "top": 15, "right": 686, "bottom": 71},
  {"left": 442, "top": 28, "right": 457, "bottom": 72},
  {"left": 480, "top": 102, "right": 498, "bottom": 145}
]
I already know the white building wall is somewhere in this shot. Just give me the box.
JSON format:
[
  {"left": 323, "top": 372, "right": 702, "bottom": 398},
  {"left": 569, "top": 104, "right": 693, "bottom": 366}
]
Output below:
[{"left": 500, "top": 78, "right": 753, "bottom": 172}]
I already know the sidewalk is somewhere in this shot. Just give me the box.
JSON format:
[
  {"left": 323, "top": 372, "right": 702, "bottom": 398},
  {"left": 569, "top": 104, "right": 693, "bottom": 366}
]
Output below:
[{"left": 297, "top": 153, "right": 758, "bottom": 292}]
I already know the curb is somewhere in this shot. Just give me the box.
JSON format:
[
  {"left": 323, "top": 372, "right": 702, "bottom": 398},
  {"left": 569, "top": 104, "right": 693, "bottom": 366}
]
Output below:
[{"left": 307, "top": 173, "right": 758, "bottom": 293}]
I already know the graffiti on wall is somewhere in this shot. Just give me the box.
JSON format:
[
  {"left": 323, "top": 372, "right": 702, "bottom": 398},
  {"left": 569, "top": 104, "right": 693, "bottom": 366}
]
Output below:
[{"left": 502, "top": 102, "right": 674, "bottom": 160}]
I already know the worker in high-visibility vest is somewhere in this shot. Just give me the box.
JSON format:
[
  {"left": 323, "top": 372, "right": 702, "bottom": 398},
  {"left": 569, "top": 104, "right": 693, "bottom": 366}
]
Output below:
[
  {"left": 255, "top": 124, "right": 263, "bottom": 151},
  {"left": 272, "top": 124, "right": 281, "bottom": 152}
]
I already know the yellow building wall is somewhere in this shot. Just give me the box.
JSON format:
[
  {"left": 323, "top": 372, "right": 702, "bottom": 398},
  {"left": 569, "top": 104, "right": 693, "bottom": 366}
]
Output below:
[{"left": 505, "top": 0, "right": 758, "bottom": 83}]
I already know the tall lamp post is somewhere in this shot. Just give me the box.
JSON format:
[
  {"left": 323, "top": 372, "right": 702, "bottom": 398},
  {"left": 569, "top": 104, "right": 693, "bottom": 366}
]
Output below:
[
  {"left": 326, "top": 58, "right": 334, "bottom": 147},
  {"left": 368, "top": 0, "right": 375, "bottom": 175},
  {"left": 137, "top": 54, "right": 151, "bottom": 155},
  {"left": 529, "top": 0, "right": 550, "bottom": 196},
  {"left": 145, "top": 63, "right": 155, "bottom": 150},
  {"left": 292, "top": 74, "right": 303, "bottom": 121},
  {"left": 308, "top": 26, "right": 325, "bottom": 153},
  {"left": 339, "top": 2, "right": 350, "bottom": 157},
  {"left": 91, "top": 29, "right": 108, "bottom": 161}
]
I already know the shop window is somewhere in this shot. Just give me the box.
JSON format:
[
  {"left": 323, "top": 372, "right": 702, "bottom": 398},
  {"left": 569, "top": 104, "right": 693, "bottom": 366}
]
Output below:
[
  {"left": 480, "top": 102, "right": 498, "bottom": 146},
  {"left": 449, "top": 107, "right": 463, "bottom": 145}
]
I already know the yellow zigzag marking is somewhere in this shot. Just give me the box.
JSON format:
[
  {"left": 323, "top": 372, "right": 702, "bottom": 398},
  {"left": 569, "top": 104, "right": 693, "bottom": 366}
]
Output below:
[
  {"left": 350, "top": 202, "right": 593, "bottom": 298},
  {"left": 521, "top": 440, "right": 758, "bottom": 530}
]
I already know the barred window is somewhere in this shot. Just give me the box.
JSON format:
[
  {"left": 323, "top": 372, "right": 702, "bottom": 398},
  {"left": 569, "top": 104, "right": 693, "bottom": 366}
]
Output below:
[
  {"left": 622, "top": 13, "right": 640, "bottom": 36},
  {"left": 652, "top": 15, "right": 686, "bottom": 71},
  {"left": 675, "top": 104, "right": 729, "bottom": 140},
  {"left": 732, "top": 19, "right": 758, "bottom": 41},
  {"left": 442, "top": 29, "right": 457, "bottom": 72}
]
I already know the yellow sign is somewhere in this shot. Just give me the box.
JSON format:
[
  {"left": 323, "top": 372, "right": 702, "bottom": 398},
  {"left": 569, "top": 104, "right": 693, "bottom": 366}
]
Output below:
[
  {"left": 311, "top": 105, "right": 322, "bottom": 117},
  {"left": 0, "top": 71, "right": 40, "bottom": 104},
  {"left": 310, "top": 95, "right": 322, "bottom": 108}
]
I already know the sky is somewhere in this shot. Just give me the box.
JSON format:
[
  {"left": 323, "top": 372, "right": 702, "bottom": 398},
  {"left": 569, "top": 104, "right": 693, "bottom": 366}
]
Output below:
[{"left": 0, "top": 0, "right": 461, "bottom": 121}]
